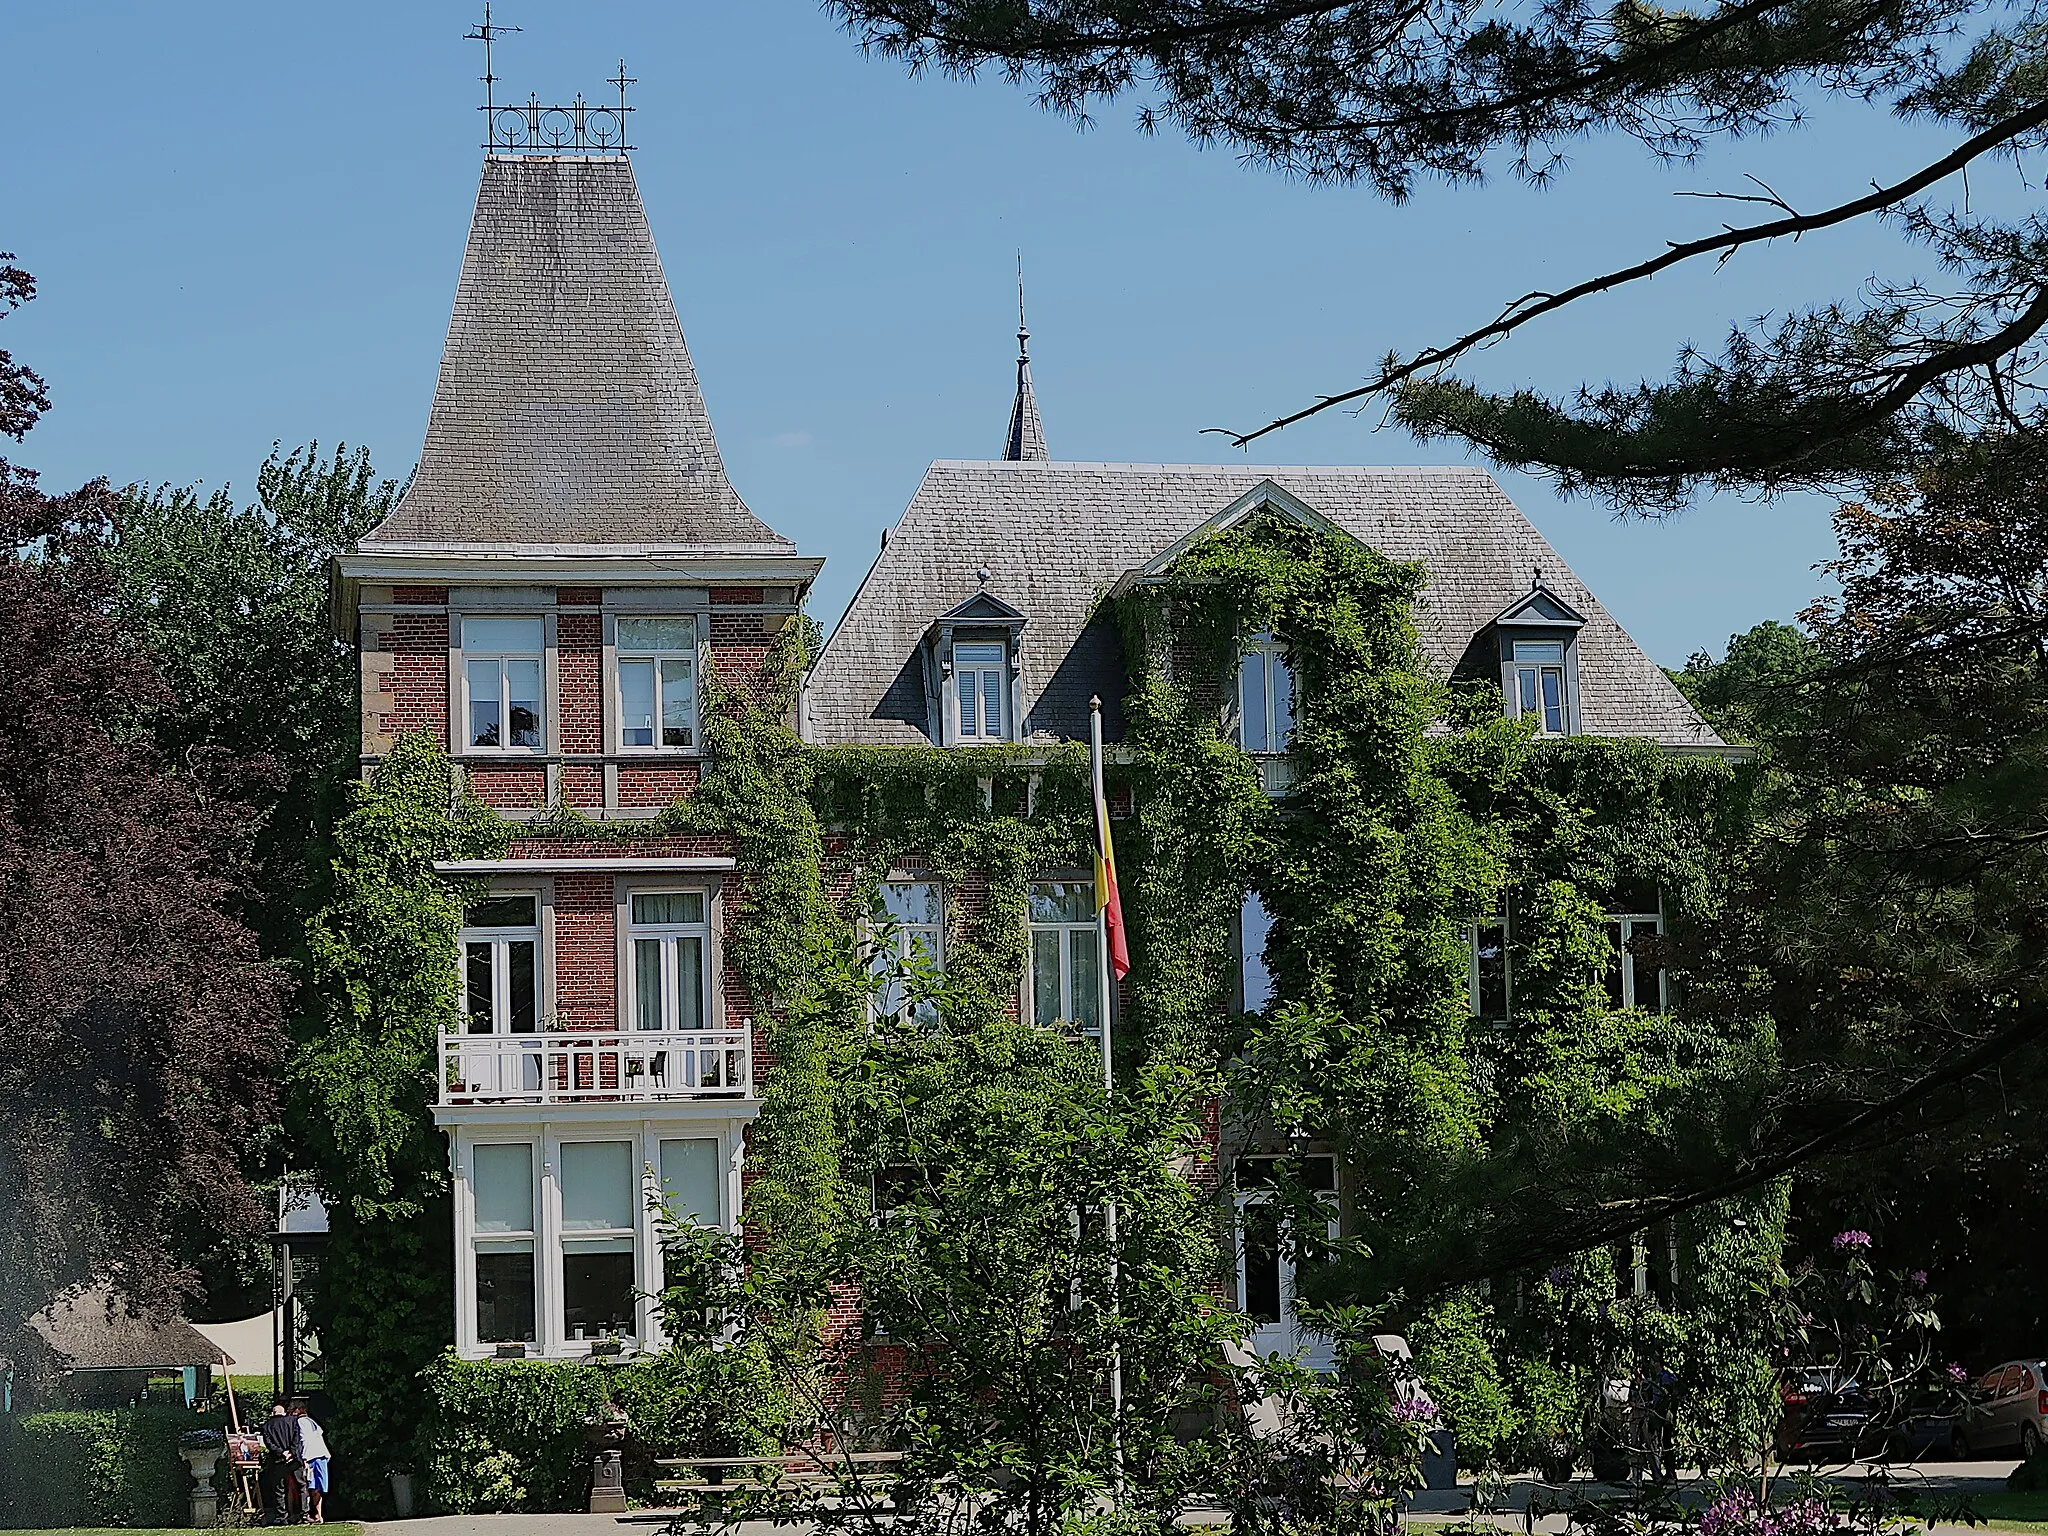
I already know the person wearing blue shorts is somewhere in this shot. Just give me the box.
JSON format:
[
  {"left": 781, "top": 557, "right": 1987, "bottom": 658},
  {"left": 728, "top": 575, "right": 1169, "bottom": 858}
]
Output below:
[{"left": 290, "top": 1403, "right": 331, "bottom": 1523}]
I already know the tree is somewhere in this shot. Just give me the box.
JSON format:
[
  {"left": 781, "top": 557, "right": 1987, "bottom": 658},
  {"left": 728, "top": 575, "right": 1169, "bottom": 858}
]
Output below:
[
  {"left": 0, "top": 257, "right": 288, "bottom": 1337},
  {"left": 829, "top": 1, "right": 2048, "bottom": 506}
]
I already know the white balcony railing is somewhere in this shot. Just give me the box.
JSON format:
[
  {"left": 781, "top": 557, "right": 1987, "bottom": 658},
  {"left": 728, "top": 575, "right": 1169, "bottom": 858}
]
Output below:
[{"left": 439, "top": 1028, "right": 753, "bottom": 1106}]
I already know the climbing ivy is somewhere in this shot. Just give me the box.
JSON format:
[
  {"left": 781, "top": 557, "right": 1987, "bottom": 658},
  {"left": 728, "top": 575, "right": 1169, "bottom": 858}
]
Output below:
[{"left": 303, "top": 519, "right": 1782, "bottom": 1491}]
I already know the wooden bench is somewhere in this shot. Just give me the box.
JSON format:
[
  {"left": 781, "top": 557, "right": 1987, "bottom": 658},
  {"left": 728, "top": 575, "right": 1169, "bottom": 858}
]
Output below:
[{"left": 654, "top": 1451, "right": 907, "bottom": 1510}]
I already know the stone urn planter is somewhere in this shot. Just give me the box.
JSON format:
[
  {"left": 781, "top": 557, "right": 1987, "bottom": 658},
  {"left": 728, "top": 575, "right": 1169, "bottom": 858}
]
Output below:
[{"left": 179, "top": 1429, "right": 225, "bottom": 1528}]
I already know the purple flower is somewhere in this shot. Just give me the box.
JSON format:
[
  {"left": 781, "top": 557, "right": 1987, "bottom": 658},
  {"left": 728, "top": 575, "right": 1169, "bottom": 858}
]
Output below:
[
  {"left": 1392, "top": 1393, "right": 1438, "bottom": 1422},
  {"left": 1546, "top": 1266, "right": 1569, "bottom": 1285},
  {"left": 1910, "top": 1270, "right": 1929, "bottom": 1289},
  {"left": 1832, "top": 1230, "right": 1873, "bottom": 1250},
  {"left": 1948, "top": 1363, "right": 1970, "bottom": 1383}
]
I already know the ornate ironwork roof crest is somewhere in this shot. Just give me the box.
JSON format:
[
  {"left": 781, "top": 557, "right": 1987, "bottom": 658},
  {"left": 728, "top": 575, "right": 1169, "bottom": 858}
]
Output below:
[{"left": 467, "top": 4, "right": 634, "bottom": 155}]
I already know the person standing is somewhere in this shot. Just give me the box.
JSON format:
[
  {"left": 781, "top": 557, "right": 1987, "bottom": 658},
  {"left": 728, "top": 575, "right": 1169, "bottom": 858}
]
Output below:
[
  {"left": 259, "top": 1401, "right": 302, "bottom": 1524},
  {"left": 291, "top": 1401, "right": 332, "bottom": 1523}
]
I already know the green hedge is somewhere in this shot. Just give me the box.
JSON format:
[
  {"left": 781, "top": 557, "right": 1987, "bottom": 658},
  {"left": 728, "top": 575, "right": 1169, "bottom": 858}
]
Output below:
[
  {"left": 0, "top": 1407, "right": 200, "bottom": 1527},
  {"left": 417, "top": 1349, "right": 783, "bottom": 1513}
]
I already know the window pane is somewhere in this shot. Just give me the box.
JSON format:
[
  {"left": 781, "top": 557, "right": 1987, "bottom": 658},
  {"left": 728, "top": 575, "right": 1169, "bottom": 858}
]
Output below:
[
  {"left": 1604, "top": 922, "right": 1627, "bottom": 1008},
  {"left": 617, "top": 616, "right": 696, "bottom": 651},
  {"left": 632, "top": 891, "right": 706, "bottom": 926},
  {"left": 1541, "top": 668, "right": 1564, "bottom": 733},
  {"left": 475, "top": 1245, "right": 536, "bottom": 1343},
  {"left": 1030, "top": 881, "right": 1091, "bottom": 924},
  {"left": 881, "top": 881, "right": 942, "bottom": 926},
  {"left": 1630, "top": 917, "right": 1664, "bottom": 1013},
  {"left": 1272, "top": 654, "right": 1294, "bottom": 749},
  {"left": 464, "top": 616, "right": 543, "bottom": 654},
  {"left": 955, "top": 642, "right": 1005, "bottom": 665},
  {"left": 1242, "top": 1205, "right": 1282, "bottom": 1324},
  {"left": 467, "top": 895, "right": 537, "bottom": 929},
  {"left": 562, "top": 1247, "right": 636, "bottom": 1337},
  {"left": 983, "top": 670, "right": 1002, "bottom": 738},
  {"left": 619, "top": 658, "right": 655, "bottom": 748},
  {"left": 1241, "top": 894, "right": 1275, "bottom": 1013},
  {"left": 1517, "top": 667, "right": 1538, "bottom": 716},
  {"left": 659, "top": 658, "right": 696, "bottom": 748},
  {"left": 673, "top": 935, "right": 705, "bottom": 1031},
  {"left": 634, "top": 939, "right": 664, "bottom": 1030},
  {"left": 659, "top": 1138, "right": 721, "bottom": 1228},
  {"left": 468, "top": 658, "right": 502, "bottom": 748},
  {"left": 473, "top": 1144, "right": 534, "bottom": 1233},
  {"left": 1512, "top": 640, "right": 1565, "bottom": 663},
  {"left": 1474, "top": 922, "right": 1508, "bottom": 1019},
  {"left": 507, "top": 658, "right": 543, "bottom": 748},
  {"left": 958, "top": 670, "right": 979, "bottom": 736},
  {"left": 560, "top": 1141, "right": 634, "bottom": 1231},
  {"left": 1032, "top": 929, "right": 1062, "bottom": 1028},
  {"left": 506, "top": 940, "right": 537, "bottom": 1034},
  {"left": 1071, "top": 926, "right": 1101, "bottom": 1032},
  {"left": 1240, "top": 651, "right": 1270, "bottom": 752},
  {"left": 465, "top": 942, "right": 494, "bottom": 1034}
]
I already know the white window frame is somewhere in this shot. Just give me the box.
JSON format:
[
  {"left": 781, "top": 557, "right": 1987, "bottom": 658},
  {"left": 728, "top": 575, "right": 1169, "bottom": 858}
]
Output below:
[
  {"left": 1509, "top": 639, "right": 1569, "bottom": 736},
  {"left": 467, "top": 1140, "right": 540, "bottom": 1350},
  {"left": 624, "top": 889, "right": 713, "bottom": 1033},
  {"left": 614, "top": 615, "right": 702, "bottom": 754},
  {"left": 1028, "top": 879, "right": 1103, "bottom": 1036},
  {"left": 459, "top": 890, "right": 545, "bottom": 1036},
  {"left": 868, "top": 879, "right": 945, "bottom": 1025},
  {"left": 459, "top": 614, "right": 548, "bottom": 755},
  {"left": 1235, "top": 631, "right": 1295, "bottom": 753},
  {"left": 1233, "top": 1155, "right": 1339, "bottom": 1370},
  {"left": 952, "top": 640, "right": 1009, "bottom": 742},
  {"left": 1606, "top": 909, "right": 1667, "bottom": 1012},
  {"left": 557, "top": 1138, "right": 640, "bottom": 1347}
]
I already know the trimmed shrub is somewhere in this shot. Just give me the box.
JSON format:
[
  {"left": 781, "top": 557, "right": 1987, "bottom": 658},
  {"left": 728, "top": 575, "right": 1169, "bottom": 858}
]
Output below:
[
  {"left": 0, "top": 1406, "right": 197, "bottom": 1527},
  {"left": 417, "top": 1349, "right": 786, "bottom": 1513}
]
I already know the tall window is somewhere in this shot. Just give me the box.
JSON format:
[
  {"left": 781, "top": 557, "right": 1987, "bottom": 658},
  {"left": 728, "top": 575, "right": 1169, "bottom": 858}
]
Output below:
[
  {"left": 1237, "top": 632, "right": 1295, "bottom": 753},
  {"left": 870, "top": 881, "right": 944, "bottom": 1025},
  {"left": 628, "top": 891, "right": 709, "bottom": 1032},
  {"left": 1468, "top": 909, "right": 1509, "bottom": 1020},
  {"left": 1240, "top": 893, "right": 1275, "bottom": 1013},
  {"left": 560, "top": 1141, "right": 636, "bottom": 1341},
  {"left": 463, "top": 895, "right": 538, "bottom": 1035},
  {"left": 617, "top": 617, "right": 699, "bottom": 751},
  {"left": 658, "top": 1137, "right": 724, "bottom": 1292},
  {"left": 1510, "top": 640, "right": 1567, "bottom": 735},
  {"left": 1605, "top": 909, "right": 1666, "bottom": 1011},
  {"left": 954, "top": 641, "right": 1007, "bottom": 740},
  {"left": 464, "top": 616, "right": 545, "bottom": 751},
  {"left": 1030, "top": 881, "right": 1102, "bottom": 1035},
  {"left": 471, "top": 1142, "right": 537, "bottom": 1345}
]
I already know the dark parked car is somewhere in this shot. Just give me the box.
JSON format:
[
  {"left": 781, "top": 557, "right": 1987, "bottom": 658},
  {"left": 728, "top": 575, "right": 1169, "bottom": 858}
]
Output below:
[{"left": 1776, "top": 1369, "right": 1884, "bottom": 1462}]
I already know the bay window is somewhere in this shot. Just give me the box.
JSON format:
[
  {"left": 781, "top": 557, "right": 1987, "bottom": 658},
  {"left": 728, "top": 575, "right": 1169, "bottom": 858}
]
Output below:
[
  {"left": 471, "top": 1142, "right": 537, "bottom": 1346},
  {"left": 463, "top": 615, "right": 545, "bottom": 751},
  {"left": 617, "top": 616, "right": 700, "bottom": 751},
  {"left": 1029, "top": 880, "right": 1102, "bottom": 1035},
  {"left": 559, "top": 1140, "right": 636, "bottom": 1342}
]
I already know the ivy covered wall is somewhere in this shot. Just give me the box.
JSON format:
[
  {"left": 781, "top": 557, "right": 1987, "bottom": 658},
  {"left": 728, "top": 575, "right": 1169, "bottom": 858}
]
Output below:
[{"left": 302, "top": 516, "right": 1781, "bottom": 1489}]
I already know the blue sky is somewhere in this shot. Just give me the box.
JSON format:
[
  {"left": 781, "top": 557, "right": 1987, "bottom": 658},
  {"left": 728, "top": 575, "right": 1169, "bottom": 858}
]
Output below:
[{"left": 3, "top": 2, "right": 2010, "bottom": 664}]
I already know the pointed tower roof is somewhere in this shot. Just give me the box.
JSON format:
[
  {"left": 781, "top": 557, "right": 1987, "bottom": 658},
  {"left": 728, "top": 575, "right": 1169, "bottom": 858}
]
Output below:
[
  {"left": 1004, "top": 294, "right": 1048, "bottom": 462},
  {"left": 365, "top": 154, "right": 791, "bottom": 551}
]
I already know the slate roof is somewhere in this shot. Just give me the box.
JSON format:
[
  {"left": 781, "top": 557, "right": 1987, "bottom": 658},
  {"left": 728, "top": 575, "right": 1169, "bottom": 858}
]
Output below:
[
  {"left": 365, "top": 155, "right": 791, "bottom": 552},
  {"left": 807, "top": 461, "right": 1721, "bottom": 749}
]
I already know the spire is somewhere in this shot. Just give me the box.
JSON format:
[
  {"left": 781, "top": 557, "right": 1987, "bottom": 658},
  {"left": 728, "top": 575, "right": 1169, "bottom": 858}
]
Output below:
[
  {"left": 367, "top": 154, "right": 789, "bottom": 550},
  {"left": 1004, "top": 264, "right": 1048, "bottom": 462}
]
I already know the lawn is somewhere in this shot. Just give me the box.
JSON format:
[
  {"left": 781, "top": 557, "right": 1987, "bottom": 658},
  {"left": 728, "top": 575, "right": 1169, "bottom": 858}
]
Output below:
[{"left": 1957, "top": 1490, "right": 2048, "bottom": 1532}]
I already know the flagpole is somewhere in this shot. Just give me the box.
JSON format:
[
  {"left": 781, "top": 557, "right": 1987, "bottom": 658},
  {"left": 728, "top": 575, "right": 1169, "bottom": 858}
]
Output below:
[{"left": 1090, "top": 696, "right": 1125, "bottom": 1497}]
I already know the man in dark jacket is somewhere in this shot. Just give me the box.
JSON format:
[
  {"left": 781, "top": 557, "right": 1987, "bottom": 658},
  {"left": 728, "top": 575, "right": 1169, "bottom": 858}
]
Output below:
[{"left": 259, "top": 1400, "right": 303, "bottom": 1524}]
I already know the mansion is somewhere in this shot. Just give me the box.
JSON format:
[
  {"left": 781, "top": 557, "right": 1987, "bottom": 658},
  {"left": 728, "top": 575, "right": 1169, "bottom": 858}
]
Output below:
[{"left": 334, "top": 144, "right": 1729, "bottom": 1367}]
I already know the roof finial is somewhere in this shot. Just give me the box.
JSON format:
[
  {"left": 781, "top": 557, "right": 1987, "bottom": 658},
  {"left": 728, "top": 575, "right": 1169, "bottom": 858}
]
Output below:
[
  {"left": 976, "top": 564, "right": 992, "bottom": 589},
  {"left": 466, "top": 1, "right": 521, "bottom": 117},
  {"left": 1004, "top": 255, "right": 1048, "bottom": 462},
  {"left": 1533, "top": 564, "right": 1545, "bottom": 590}
]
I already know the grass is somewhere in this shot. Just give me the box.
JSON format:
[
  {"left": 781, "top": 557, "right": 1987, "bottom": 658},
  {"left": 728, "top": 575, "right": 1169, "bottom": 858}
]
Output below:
[{"left": 1956, "top": 1490, "right": 2048, "bottom": 1532}]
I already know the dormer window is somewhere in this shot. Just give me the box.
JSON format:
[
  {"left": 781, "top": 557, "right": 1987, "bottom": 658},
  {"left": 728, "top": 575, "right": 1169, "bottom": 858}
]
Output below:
[
  {"left": 1236, "top": 632, "right": 1294, "bottom": 752},
  {"left": 955, "top": 642, "right": 1008, "bottom": 739},
  {"left": 1510, "top": 641, "right": 1567, "bottom": 735},
  {"left": 1485, "top": 574, "right": 1586, "bottom": 738}
]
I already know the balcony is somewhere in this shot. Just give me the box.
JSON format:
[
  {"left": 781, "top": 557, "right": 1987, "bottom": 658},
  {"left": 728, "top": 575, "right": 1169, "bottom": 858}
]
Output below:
[{"left": 439, "top": 1028, "right": 753, "bottom": 1106}]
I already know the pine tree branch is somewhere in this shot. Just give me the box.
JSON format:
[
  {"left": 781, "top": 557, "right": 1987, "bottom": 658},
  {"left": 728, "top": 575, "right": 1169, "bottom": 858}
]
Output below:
[{"left": 1209, "top": 95, "right": 2048, "bottom": 448}]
